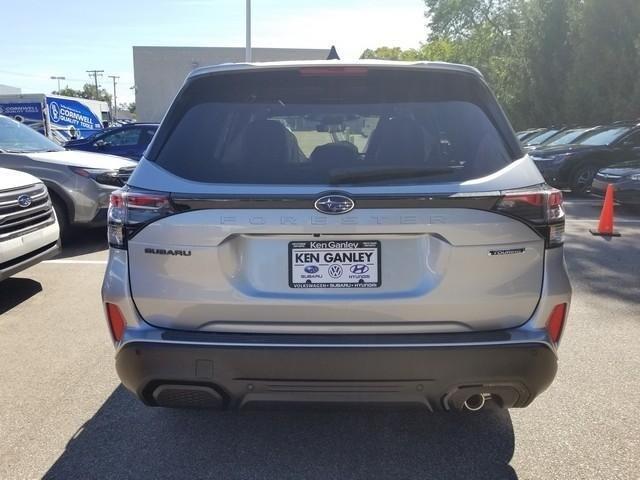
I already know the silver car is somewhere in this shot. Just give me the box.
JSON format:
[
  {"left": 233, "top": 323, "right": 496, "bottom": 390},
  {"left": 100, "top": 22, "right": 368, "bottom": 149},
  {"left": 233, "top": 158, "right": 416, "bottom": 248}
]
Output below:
[
  {"left": 0, "top": 115, "right": 136, "bottom": 238},
  {"left": 102, "top": 61, "right": 572, "bottom": 412}
]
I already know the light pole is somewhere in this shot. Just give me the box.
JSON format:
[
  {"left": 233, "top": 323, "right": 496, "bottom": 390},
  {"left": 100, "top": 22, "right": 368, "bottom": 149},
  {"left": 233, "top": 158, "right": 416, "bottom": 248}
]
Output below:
[
  {"left": 245, "top": 0, "right": 252, "bottom": 62},
  {"left": 50, "top": 76, "right": 65, "bottom": 93},
  {"left": 108, "top": 75, "right": 119, "bottom": 121}
]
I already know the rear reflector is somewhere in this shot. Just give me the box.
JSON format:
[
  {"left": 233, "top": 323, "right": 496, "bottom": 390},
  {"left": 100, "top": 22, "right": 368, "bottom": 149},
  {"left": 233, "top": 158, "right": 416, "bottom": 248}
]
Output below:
[
  {"left": 546, "top": 303, "right": 567, "bottom": 344},
  {"left": 105, "top": 303, "right": 126, "bottom": 342}
]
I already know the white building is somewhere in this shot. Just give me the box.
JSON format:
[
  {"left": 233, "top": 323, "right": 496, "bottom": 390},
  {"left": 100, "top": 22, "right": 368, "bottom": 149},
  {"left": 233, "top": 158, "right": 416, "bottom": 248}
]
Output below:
[
  {"left": 0, "top": 84, "right": 21, "bottom": 95},
  {"left": 133, "top": 46, "right": 330, "bottom": 122}
]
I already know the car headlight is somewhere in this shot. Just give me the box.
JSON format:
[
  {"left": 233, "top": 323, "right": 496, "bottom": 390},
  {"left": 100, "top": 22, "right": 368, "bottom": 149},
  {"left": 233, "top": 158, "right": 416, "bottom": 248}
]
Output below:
[
  {"left": 630, "top": 174, "right": 640, "bottom": 181},
  {"left": 69, "top": 167, "right": 124, "bottom": 187}
]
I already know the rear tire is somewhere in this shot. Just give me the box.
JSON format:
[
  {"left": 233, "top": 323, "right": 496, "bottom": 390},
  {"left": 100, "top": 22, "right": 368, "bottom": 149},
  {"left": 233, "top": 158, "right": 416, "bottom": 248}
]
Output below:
[{"left": 569, "top": 163, "right": 598, "bottom": 194}]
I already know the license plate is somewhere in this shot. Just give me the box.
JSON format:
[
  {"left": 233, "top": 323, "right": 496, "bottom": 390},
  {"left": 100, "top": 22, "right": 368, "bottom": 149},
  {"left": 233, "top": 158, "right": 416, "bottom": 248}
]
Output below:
[{"left": 289, "top": 240, "right": 381, "bottom": 289}]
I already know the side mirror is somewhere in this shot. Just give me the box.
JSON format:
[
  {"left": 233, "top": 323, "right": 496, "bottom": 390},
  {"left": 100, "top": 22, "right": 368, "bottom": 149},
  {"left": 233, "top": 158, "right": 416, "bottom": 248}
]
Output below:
[{"left": 94, "top": 139, "right": 107, "bottom": 149}]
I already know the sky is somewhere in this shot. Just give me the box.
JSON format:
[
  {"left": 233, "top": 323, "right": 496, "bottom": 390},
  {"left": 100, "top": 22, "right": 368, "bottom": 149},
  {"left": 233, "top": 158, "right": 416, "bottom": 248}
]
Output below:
[{"left": 0, "top": 0, "right": 426, "bottom": 105}]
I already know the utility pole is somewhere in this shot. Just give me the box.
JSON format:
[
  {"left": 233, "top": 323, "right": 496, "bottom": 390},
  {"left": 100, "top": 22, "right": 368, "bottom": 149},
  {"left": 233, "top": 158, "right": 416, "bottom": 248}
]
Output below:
[
  {"left": 50, "top": 76, "right": 65, "bottom": 93},
  {"left": 108, "top": 75, "right": 119, "bottom": 121},
  {"left": 245, "top": 0, "right": 252, "bottom": 62},
  {"left": 86, "top": 69, "right": 104, "bottom": 99}
]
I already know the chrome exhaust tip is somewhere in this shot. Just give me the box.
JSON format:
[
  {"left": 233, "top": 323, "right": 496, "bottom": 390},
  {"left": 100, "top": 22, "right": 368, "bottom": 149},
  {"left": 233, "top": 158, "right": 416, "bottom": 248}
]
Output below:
[{"left": 463, "top": 393, "right": 488, "bottom": 411}]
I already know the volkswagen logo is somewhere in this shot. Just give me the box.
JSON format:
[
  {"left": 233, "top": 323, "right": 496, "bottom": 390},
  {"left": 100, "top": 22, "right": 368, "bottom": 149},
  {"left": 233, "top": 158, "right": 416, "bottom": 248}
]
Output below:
[
  {"left": 350, "top": 264, "right": 369, "bottom": 274},
  {"left": 328, "top": 264, "right": 343, "bottom": 278},
  {"left": 304, "top": 265, "right": 319, "bottom": 274},
  {"left": 314, "top": 195, "right": 355, "bottom": 215},
  {"left": 17, "top": 195, "right": 32, "bottom": 208}
]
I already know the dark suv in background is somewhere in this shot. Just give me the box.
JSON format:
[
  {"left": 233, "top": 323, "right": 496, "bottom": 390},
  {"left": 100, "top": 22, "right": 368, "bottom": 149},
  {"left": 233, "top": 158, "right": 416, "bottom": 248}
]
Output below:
[{"left": 530, "top": 122, "right": 640, "bottom": 193}]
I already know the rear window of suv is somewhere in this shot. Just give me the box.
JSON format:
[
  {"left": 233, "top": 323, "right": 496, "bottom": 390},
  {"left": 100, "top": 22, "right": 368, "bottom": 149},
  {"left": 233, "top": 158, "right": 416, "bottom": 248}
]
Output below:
[{"left": 148, "top": 67, "right": 519, "bottom": 185}]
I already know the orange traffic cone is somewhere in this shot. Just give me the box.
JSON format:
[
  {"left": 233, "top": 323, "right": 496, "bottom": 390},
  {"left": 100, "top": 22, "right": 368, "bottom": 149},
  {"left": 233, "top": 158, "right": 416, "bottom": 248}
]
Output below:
[{"left": 590, "top": 184, "right": 621, "bottom": 237}]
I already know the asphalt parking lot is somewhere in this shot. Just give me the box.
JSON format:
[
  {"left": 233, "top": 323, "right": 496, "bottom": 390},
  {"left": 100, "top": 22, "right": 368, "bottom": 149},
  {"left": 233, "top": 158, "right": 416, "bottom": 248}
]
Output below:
[{"left": 1, "top": 196, "right": 638, "bottom": 480}]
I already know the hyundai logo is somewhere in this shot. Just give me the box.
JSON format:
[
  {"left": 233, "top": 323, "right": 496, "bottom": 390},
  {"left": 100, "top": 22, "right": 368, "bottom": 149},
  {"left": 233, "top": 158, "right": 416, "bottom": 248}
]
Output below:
[
  {"left": 314, "top": 195, "right": 355, "bottom": 215},
  {"left": 17, "top": 195, "right": 32, "bottom": 208},
  {"left": 304, "top": 265, "right": 319, "bottom": 274},
  {"left": 350, "top": 264, "right": 369, "bottom": 274}
]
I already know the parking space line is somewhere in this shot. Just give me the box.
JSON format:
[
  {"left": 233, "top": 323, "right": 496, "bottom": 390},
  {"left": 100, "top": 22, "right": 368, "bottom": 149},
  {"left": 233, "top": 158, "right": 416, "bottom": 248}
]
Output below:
[{"left": 43, "top": 260, "right": 108, "bottom": 265}]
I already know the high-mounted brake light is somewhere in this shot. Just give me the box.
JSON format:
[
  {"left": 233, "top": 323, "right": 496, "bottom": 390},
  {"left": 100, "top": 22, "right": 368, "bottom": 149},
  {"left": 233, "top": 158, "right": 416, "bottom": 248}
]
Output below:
[
  {"left": 108, "top": 188, "right": 173, "bottom": 249},
  {"left": 299, "top": 67, "right": 369, "bottom": 77},
  {"left": 492, "top": 187, "right": 565, "bottom": 248}
]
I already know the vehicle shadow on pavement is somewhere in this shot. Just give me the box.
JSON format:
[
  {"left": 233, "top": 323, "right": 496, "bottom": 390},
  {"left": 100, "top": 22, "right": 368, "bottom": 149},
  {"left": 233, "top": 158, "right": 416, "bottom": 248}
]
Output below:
[
  {"left": 43, "top": 386, "right": 517, "bottom": 480},
  {"left": 56, "top": 228, "right": 108, "bottom": 259},
  {"left": 0, "top": 278, "right": 42, "bottom": 315},
  {"left": 564, "top": 229, "right": 639, "bottom": 306}
]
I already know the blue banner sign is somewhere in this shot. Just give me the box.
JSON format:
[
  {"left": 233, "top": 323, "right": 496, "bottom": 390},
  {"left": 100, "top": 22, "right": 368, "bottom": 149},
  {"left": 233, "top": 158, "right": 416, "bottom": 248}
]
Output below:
[
  {"left": 0, "top": 102, "right": 45, "bottom": 134},
  {"left": 46, "top": 97, "right": 103, "bottom": 139}
]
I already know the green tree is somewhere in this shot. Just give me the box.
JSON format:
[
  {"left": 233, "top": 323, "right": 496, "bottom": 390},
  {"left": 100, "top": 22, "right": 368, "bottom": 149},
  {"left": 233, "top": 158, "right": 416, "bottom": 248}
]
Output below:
[
  {"left": 54, "top": 84, "right": 112, "bottom": 106},
  {"left": 565, "top": 0, "right": 640, "bottom": 124}
]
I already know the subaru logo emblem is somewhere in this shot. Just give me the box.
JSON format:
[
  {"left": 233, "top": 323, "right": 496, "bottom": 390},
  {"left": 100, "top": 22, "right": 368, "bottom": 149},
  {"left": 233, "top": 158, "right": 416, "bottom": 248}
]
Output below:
[
  {"left": 314, "top": 195, "right": 355, "bottom": 215},
  {"left": 350, "top": 264, "right": 369, "bottom": 274},
  {"left": 304, "top": 265, "right": 319, "bottom": 274},
  {"left": 17, "top": 194, "right": 32, "bottom": 208}
]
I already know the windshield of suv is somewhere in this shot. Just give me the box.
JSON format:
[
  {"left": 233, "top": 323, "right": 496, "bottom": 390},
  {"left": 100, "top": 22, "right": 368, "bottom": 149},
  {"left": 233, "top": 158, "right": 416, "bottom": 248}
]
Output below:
[
  {"left": 526, "top": 129, "right": 561, "bottom": 145},
  {"left": 578, "top": 126, "right": 631, "bottom": 146},
  {"left": 0, "top": 116, "right": 64, "bottom": 153},
  {"left": 149, "top": 68, "right": 516, "bottom": 185},
  {"left": 545, "top": 128, "right": 591, "bottom": 146}
]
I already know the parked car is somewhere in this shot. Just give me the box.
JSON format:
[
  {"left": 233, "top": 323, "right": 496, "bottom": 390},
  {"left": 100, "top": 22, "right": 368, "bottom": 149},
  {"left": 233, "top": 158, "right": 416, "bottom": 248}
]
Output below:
[
  {"left": 517, "top": 128, "right": 546, "bottom": 142},
  {"left": 522, "top": 127, "right": 565, "bottom": 150},
  {"left": 65, "top": 123, "right": 158, "bottom": 161},
  {"left": 530, "top": 122, "right": 640, "bottom": 193},
  {"left": 532, "top": 126, "right": 599, "bottom": 150},
  {"left": 0, "top": 167, "right": 60, "bottom": 281},
  {"left": 102, "top": 60, "right": 571, "bottom": 412},
  {"left": 0, "top": 115, "right": 137, "bottom": 238},
  {"left": 591, "top": 160, "right": 640, "bottom": 205}
]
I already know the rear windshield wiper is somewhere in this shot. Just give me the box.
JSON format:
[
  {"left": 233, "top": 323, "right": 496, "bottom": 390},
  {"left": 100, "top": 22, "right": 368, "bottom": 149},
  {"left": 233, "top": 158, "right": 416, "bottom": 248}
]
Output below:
[{"left": 328, "top": 166, "right": 456, "bottom": 185}]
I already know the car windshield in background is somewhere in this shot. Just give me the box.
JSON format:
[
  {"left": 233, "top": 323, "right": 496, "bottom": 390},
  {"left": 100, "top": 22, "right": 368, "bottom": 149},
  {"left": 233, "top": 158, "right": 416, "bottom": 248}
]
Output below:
[
  {"left": 545, "top": 128, "right": 591, "bottom": 146},
  {"left": 149, "top": 68, "right": 516, "bottom": 185},
  {"left": 578, "top": 126, "right": 631, "bottom": 146},
  {"left": 527, "top": 129, "right": 561, "bottom": 145},
  {"left": 0, "top": 116, "right": 64, "bottom": 153}
]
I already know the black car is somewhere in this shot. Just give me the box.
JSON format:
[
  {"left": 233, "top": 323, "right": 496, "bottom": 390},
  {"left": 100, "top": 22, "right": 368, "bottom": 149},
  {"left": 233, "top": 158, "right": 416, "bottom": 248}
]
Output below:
[
  {"left": 591, "top": 160, "right": 640, "bottom": 205},
  {"left": 517, "top": 128, "right": 546, "bottom": 142},
  {"left": 530, "top": 123, "right": 640, "bottom": 193},
  {"left": 65, "top": 123, "right": 159, "bottom": 161},
  {"left": 522, "top": 127, "right": 566, "bottom": 151}
]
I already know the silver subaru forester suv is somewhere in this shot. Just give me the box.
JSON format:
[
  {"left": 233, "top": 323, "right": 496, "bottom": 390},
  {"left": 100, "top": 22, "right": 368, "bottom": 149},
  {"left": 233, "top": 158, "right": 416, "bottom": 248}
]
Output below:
[{"left": 102, "top": 61, "right": 572, "bottom": 412}]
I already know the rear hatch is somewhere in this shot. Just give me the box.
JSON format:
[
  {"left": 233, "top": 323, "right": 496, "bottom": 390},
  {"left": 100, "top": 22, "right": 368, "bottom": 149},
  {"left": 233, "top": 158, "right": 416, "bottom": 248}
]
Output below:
[{"left": 115, "top": 64, "right": 558, "bottom": 334}]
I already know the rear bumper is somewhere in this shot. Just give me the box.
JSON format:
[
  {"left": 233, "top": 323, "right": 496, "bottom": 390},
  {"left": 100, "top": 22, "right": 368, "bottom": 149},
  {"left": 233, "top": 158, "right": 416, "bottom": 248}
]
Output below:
[{"left": 115, "top": 329, "right": 558, "bottom": 411}]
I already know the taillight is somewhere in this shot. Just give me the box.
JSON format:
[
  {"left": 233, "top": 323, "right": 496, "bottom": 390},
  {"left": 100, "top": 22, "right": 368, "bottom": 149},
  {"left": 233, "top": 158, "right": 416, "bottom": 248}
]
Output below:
[
  {"left": 105, "top": 303, "right": 126, "bottom": 342},
  {"left": 108, "top": 187, "right": 173, "bottom": 249},
  {"left": 298, "top": 67, "right": 369, "bottom": 77},
  {"left": 546, "top": 303, "right": 568, "bottom": 344},
  {"left": 492, "top": 186, "right": 565, "bottom": 248}
]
